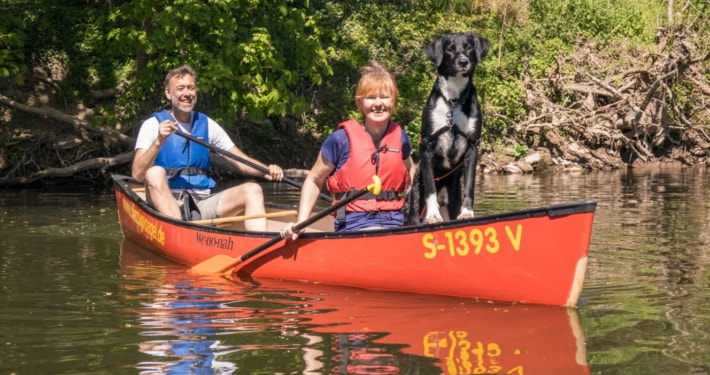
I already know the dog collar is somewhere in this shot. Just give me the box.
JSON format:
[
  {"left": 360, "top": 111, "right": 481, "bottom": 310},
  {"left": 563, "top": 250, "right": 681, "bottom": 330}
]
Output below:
[{"left": 434, "top": 81, "right": 472, "bottom": 128}]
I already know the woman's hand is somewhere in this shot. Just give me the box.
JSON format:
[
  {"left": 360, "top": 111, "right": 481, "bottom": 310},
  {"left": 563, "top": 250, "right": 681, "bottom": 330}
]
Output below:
[{"left": 280, "top": 222, "right": 304, "bottom": 240}]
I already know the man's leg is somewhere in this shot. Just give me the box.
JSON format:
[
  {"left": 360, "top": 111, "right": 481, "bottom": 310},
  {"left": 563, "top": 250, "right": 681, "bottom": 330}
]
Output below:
[
  {"left": 215, "top": 182, "right": 267, "bottom": 231},
  {"left": 144, "top": 166, "right": 181, "bottom": 220}
]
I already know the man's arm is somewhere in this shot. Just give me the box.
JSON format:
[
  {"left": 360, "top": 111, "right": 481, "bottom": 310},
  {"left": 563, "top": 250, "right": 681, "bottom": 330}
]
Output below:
[
  {"left": 222, "top": 145, "right": 283, "bottom": 181},
  {"left": 207, "top": 120, "right": 282, "bottom": 181},
  {"left": 132, "top": 118, "right": 176, "bottom": 181}
]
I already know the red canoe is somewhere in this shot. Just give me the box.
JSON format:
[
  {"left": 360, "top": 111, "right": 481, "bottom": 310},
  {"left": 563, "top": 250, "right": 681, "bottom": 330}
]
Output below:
[
  {"left": 113, "top": 174, "right": 597, "bottom": 307},
  {"left": 120, "top": 239, "right": 590, "bottom": 375}
]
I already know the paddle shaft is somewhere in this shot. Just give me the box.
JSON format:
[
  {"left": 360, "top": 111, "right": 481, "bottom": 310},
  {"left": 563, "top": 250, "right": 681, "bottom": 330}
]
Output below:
[
  {"left": 219, "top": 185, "right": 374, "bottom": 272},
  {"left": 173, "top": 130, "right": 333, "bottom": 202}
]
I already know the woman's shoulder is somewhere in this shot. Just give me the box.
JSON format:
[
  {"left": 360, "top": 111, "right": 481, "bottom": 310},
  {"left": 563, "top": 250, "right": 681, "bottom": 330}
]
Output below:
[{"left": 324, "top": 128, "right": 349, "bottom": 146}]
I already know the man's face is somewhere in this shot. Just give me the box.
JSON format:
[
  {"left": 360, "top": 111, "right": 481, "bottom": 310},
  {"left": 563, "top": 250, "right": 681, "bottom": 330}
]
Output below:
[{"left": 165, "top": 74, "right": 197, "bottom": 115}]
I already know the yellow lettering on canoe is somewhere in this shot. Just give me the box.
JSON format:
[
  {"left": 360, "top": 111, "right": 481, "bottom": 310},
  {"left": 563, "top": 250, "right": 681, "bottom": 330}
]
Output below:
[
  {"left": 422, "top": 233, "right": 437, "bottom": 259},
  {"left": 485, "top": 227, "right": 500, "bottom": 254},
  {"left": 505, "top": 224, "right": 522, "bottom": 251},
  {"left": 121, "top": 198, "right": 165, "bottom": 247},
  {"left": 422, "top": 225, "right": 523, "bottom": 259}
]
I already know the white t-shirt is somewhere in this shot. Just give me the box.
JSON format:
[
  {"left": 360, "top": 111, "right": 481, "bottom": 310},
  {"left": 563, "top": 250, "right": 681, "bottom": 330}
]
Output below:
[
  {"left": 134, "top": 113, "right": 236, "bottom": 195},
  {"left": 134, "top": 114, "right": 235, "bottom": 151}
]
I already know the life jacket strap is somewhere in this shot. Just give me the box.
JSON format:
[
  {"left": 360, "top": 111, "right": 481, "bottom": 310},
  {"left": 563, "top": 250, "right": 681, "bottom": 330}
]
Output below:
[
  {"left": 167, "top": 167, "right": 210, "bottom": 180},
  {"left": 334, "top": 188, "right": 400, "bottom": 221}
]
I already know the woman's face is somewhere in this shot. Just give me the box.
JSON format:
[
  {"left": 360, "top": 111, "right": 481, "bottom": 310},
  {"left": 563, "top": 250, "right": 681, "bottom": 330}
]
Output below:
[{"left": 359, "top": 90, "right": 394, "bottom": 127}]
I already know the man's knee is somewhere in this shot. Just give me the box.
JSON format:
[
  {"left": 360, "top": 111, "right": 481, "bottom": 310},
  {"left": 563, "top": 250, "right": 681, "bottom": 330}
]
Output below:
[
  {"left": 241, "top": 182, "right": 264, "bottom": 198},
  {"left": 144, "top": 166, "right": 168, "bottom": 184}
]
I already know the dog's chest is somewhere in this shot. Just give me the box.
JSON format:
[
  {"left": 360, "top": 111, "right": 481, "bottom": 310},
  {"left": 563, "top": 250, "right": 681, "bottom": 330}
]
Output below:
[{"left": 429, "top": 96, "right": 478, "bottom": 167}]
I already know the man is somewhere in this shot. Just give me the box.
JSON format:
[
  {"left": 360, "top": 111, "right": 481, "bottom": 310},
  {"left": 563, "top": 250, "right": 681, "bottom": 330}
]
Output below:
[{"left": 132, "top": 65, "right": 283, "bottom": 231}]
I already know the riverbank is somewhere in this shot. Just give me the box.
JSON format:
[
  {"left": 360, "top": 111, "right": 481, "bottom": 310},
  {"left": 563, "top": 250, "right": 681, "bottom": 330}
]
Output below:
[{"left": 1, "top": 118, "right": 708, "bottom": 189}]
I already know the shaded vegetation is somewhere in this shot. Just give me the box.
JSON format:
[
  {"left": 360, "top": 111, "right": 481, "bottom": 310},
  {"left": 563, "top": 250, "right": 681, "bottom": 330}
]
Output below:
[{"left": 0, "top": 0, "right": 709, "bottom": 187}]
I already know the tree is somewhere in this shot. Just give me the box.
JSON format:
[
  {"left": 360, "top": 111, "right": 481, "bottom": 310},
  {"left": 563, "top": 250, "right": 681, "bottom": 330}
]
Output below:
[{"left": 107, "top": 0, "right": 333, "bottom": 123}]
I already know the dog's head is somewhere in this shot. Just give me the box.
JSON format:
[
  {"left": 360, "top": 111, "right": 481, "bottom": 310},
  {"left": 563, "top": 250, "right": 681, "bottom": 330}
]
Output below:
[{"left": 425, "top": 32, "right": 490, "bottom": 78}]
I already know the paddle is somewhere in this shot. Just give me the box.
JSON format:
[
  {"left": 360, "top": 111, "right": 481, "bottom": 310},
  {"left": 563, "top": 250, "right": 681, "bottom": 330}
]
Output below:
[
  {"left": 172, "top": 129, "right": 333, "bottom": 202},
  {"left": 191, "top": 210, "right": 298, "bottom": 226},
  {"left": 188, "top": 175, "right": 382, "bottom": 275}
]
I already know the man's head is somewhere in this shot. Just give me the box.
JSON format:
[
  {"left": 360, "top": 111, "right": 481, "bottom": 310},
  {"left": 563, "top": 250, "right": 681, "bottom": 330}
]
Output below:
[{"left": 164, "top": 65, "right": 197, "bottom": 117}]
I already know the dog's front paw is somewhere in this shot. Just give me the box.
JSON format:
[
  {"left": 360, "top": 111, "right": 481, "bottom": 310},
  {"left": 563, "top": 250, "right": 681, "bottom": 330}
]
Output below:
[
  {"left": 424, "top": 195, "right": 444, "bottom": 224},
  {"left": 424, "top": 214, "right": 444, "bottom": 224},
  {"left": 457, "top": 208, "right": 475, "bottom": 220}
]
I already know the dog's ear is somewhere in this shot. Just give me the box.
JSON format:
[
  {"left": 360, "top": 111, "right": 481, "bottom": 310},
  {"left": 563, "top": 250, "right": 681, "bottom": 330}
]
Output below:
[
  {"left": 425, "top": 36, "right": 444, "bottom": 67},
  {"left": 470, "top": 33, "right": 490, "bottom": 63}
]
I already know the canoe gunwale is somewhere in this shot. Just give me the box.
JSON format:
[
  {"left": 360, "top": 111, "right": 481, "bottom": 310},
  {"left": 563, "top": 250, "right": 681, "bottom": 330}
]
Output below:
[{"left": 112, "top": 174, "right": 597, "bottom": 239}]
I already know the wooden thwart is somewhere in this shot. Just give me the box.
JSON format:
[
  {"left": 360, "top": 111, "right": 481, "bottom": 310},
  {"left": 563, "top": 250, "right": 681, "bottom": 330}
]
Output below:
[{"left": 191, "top": 210, "right": 297, "bottom": 226}]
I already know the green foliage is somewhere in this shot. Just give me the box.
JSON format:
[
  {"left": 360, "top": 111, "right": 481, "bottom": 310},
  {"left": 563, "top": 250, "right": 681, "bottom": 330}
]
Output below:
[
  {"left": 511, "top": 143, "right": 528, "bottom": 158},
  {"left": 1, "top": 0, "right": 697, "bottom": 164},
  {"left": 529, "top": 0, "right": 650, "bottom": 43},
  {"left": 0, "top": 6, "right": 27, "bottom": 85},
  {"left": 107, "top": 0, "right": 332, "bottom": 128},
  {"left": 0, "top": 0, "right": 120, "bottom": 119},
  {"left": 471, "top": 0, "right": 667, "bottom": 147},
  {"left": 480, "top": 74, "right": 526, "bottom": 139}
]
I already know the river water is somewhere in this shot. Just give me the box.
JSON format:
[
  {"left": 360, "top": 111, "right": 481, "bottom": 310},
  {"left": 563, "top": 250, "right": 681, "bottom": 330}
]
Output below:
[{"left": 1, "top": 168, "right": 709, "bottom": 374}]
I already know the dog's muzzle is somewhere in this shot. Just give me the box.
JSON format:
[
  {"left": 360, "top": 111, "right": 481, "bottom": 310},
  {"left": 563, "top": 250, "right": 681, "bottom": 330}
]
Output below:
[{"left": 456, "top": 58, "right": 471, "bottom": 70}]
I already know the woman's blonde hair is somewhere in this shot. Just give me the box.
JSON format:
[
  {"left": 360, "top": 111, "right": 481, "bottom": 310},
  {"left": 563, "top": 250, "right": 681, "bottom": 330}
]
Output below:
[{"left": 354, "top": 60, "right": 399, "bottom": 113}]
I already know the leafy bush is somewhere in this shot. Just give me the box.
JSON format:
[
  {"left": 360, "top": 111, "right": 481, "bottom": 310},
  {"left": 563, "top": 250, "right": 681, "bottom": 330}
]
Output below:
[
  {"left": 0, "top": 10, "right": 27, "bottom": 85},
  {"left": 1, "top": 0, "right": 680, "bottom": 162},
  {"left": 529, "top": 0, "right": 648, "bottom": 43},
  {"left": 107, "top": 0, "right": 332, "bottom": 127}
]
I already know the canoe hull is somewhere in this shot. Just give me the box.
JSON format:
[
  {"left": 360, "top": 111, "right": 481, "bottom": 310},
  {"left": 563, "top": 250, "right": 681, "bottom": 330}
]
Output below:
[{"left": 114, "top": 175, "right": 596, "bottom": 306}]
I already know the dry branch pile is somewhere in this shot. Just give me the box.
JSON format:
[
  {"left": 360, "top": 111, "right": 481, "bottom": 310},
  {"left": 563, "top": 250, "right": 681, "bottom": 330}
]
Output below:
[{"left": 504, "top": 24, "right": 710, "bottom": 172}]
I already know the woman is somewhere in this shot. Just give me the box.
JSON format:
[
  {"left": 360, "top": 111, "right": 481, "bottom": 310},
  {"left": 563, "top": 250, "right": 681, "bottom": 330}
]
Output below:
[{"left": 282, "top": 60, "right": 414, "bottom": 240}]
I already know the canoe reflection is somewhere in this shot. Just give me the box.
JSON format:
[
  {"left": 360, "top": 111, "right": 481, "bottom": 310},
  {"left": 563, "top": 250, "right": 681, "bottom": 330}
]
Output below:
[{"left": 120, "top": 239, "right": 589, "bottom": 375}]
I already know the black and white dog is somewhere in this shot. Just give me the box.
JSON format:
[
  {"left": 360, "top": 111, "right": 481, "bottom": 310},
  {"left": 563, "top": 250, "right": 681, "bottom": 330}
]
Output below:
[{"left": 404, "top": 32, "right": 489, "bottom": 225}]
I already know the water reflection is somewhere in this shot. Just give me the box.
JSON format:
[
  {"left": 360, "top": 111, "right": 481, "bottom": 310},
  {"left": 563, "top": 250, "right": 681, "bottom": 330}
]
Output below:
[
  {"left": 2, "top": 168, "right": 709, "bottom": 373},
  {"left": 568, "top": 168, "right": 710, "bottom": 373},
  {"left": 120, "top": 239, "right": 590, "bottom": 374}
]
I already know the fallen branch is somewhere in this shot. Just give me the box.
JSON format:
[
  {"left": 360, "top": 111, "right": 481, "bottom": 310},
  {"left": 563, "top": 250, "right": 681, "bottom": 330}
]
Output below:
[
  {"left": 0, "top": 93, "right": 135, "bottom": 148},
  {"left": 0, "top": 151, "right": 134, "bottom": 187},
  {"left": 562, "top": 83, "right": 616, "bottom": 97}
]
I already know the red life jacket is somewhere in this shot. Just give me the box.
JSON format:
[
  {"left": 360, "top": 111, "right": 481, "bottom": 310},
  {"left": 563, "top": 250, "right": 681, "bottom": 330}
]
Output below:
[{"left": 325, "top": 119, "right": 410, "bottom": 213}]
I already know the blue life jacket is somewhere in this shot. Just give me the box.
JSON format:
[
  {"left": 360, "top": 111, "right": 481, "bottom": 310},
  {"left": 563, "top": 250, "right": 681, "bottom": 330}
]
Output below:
[{"left": 153, "top": 109, "right": 216, "bottom": 190}]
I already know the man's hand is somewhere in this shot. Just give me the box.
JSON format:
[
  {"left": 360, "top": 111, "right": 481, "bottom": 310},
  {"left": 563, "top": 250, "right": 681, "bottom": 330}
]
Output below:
[
  {"left": 157, "top": 119, "right": 177, "bottom": 144},
  {"left": 264, "top": 164, "right": 284, "bottom": 181}
]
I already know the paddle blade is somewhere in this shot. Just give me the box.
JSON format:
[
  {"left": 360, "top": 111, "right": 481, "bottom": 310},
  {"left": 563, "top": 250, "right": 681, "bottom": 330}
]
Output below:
[{"left": 188, "top": 254, "right": 241, "bottom": 274}]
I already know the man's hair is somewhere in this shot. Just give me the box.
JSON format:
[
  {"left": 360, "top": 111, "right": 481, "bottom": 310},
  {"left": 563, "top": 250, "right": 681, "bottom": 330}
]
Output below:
[
  {"left": 354, "top": 60, "right": 399, "bottom": 111},
  {"left": 164, "top": 65, "right": 197, "bottom": 90}
]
